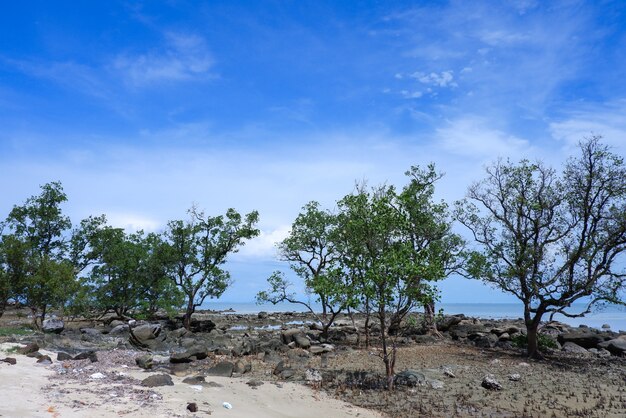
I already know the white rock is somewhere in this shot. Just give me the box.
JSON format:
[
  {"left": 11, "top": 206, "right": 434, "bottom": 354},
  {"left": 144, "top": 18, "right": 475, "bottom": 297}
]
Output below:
[{"left": 90, "top": 372, "right": 106, "bottom": 379}]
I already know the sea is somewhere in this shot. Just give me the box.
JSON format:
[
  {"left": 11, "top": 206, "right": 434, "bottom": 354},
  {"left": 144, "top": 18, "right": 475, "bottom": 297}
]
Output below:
[{"left": 202, "top": 301, "right": 626, "bottom": 332}]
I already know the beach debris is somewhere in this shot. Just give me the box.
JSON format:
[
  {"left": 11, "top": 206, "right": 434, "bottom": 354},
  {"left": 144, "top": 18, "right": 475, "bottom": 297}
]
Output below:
[
  {"left": 90, "top": 372, "right": 106, "bottom": 379},
  {"left": 187, "top": 402, "right": 198, "bottom": 412},
  {"left": 508, "top": 373, "right": 521, "bottom": 382},
  {"left": 481, "top": 374, "right": 503, "bottom": 391},
  {"left": 141, "top": 374, "right": 174, "bottom": 387},
  {"left": 443, "top": 367, "right": 456, "bottom": 378},
  {"left": 223, "top": 402, "right": 233, "bottom": 409}
]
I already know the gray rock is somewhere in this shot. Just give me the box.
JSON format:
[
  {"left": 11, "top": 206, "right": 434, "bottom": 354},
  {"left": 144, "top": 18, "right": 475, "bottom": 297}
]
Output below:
[
  {"left": 109, "top": 320, "right": 126, "bottom": 328},
  {"left": 56, "top": 352, "right": 72, "bottom": 361},
  {"left": 436, "top": 315, "right": 465, "bottom": 332},
  {"left": 80, "top": 328, "right": 101, "bottom": 336},
  {"left": 233, "top": 360, "right": 251, "bottom": 374},
  {"left": 141, "top": 374, "right": 174, "bottom": 387},
  {"left": 602, "top": 324, "right": 611, "bottom": 329},
  {"left": 598, "top": 338, "right": 626, "bottom": 355},
  {"left": 206, "top": 361, "right": 234, "bottom": 377},
  {"left": 428, "top": 379, "right": 444, "bottom": 389},
  {"left": 281, "top": 328, "right": 304, "bottom": 344},
  {"left": 129, "top": 324, "right": 162, "bottom": 350},
  {"left": 17, "top": 343, "right": 39, "bottom": 355},
  {"left": 395, "top": 370, "right": 427, "bottom": 387},
  {"left": 42, "top": 319, "right": 64, "bottom": 334},
  {"left": 481, "top": 374, "right": 502, "bottom": 390},
  {"left": 135, "top": 354, "right": 153, "bottom": 369},
  {"left": 508, "top": 373, "right": 521, "bottom": 382},
  {"left": 309, "top": 344, "right": 334, "bottom": 355},
  {"left": 443, "top": 368, "right": 456, "bottom": 378},
  {"left": 73, "top": 351, "right": 98, "bottom": 362},
  {"left": 168, "top": 327, "right": 190, "bottom": 340},
  {"left": 247, "top": 379, "right": 264, "bottom": 388},
  {"left": 182, "top": 375, "right": 206, "bottom": 385},
  {"left": 36, "top": 355, "right": 52, "bottom": 364},
  {"left": 188, "top": 317, "right": 216, "bottom": 333},
  {"left": 257, "top": 311, "right": 268, "bottom": 319},
  {"left": 108, "top": 324, "right": 129, "bottom": 335},
  {"left": 562, "top": 342, "right": 590, "bottom": 354},
  {"left": 294, "top": 335, "right": 311, "bottom": 349},
  {"left": 498, "top": 333, "right": 511, "bottom": 341},
  {"left": 0, "top": 357, "right": 16, "bottom": 365},
  {"left": 557, "top": 332, "right": 609, "bottom": 349}
]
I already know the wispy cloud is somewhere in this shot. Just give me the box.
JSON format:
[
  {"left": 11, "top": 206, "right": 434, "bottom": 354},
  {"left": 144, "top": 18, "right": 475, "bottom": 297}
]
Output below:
[
  {"left": 114, "top": 32, "right": 214, "bottom": 86},
  {"left": 436, "top": 117, "right": 532, "bottom": 159},
  {"left": 549, "top": 101, "right": 626, "bottom": 153}
]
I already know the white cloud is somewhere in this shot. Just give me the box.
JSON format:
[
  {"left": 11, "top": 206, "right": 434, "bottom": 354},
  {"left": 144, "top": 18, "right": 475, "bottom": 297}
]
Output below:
[
  {"left": 549, "top": 101, "right": 626, "bottom": 153},
  {"left": 436, "top": 117, "right": 532, "bottom": 159},
  {"left": 410, "top": 70, "right": 456, "bottom": 87},
  {"left": 236, "top": 225, "right": 291, "bottom": 259},
  {"left": 114, "top": 32, "right": 214, "bottom": 86},
  {"left": 106, "top": 212, "right": 161, "bottom": 232}
]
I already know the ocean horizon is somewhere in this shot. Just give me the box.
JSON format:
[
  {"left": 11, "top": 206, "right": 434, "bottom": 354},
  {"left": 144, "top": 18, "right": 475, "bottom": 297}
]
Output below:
[{"left": 201, "top": 301, "right": 626, "bottom": 332}]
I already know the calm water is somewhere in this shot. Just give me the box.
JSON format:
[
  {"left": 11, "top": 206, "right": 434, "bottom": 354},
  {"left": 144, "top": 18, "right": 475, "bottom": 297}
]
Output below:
[{"left": 203, "top": 301, "right": 626, "bottom": 331}]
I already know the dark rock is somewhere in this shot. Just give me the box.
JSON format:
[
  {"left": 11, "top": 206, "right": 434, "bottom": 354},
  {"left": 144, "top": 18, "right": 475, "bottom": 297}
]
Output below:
[
  {"left": 42, "top": 319, "right": 64, "bottom": 334},
  {"left": 436, "top": 315, "right": 465, "bottom": 332},
  {"left": 17, "top": 343, "right": 39, "bottom": 355},
  {"left": 187, "top": 403, "right": 198, "bottom": 413},
  {"left": 395, "top": 370, "right": 427, "bottom": 387},
  {"left": 602, "top": 324, "right": 611, "bottom": 329},
  {"left": 598, "top": 338, "right": 626, "bottom": 355},
  {"left": 135, "top": 354, "right": 153, "bottom": 369},
  {"left": 188, "top": 317, "right": 216, "bottom": 333},
  {"left": 206, "top": 361, "right": 234, "bottom": 377},
  {"left": 557, "top": 332, "right": 609, "bottom": 349},
  {"left": 562, "top": 342, "right": 589, "bottom": 354},
  {"left": 281, "top": 328, "right": 304, "bottom": 345},
  {"left": 182, "top": 375, "right": 206, "bottom": 385},
  {"left": 473, "top": 333, "right": 498, "bottom": 348},
  {"left": 36, "top": 355, "right": 52, "bottom": 364},
  {"left": 141, "top": 374, "right": 174, "bottom": 387},
  {"left": 108, "top": 324, "right": 129, "bottom": 335},
  {"left": 170, "top": 345, "right": 208, "bottom": 363},
  {"left": 80, "top": 328, "right": 101, "bottom": 336},
  {"left": 26, "top": 351, "right": 42, "bottom": 358},
  {"left": 73, "top": 351, "right": 98, "bottom": 362},
  {"left": 246, "top": 379, "right": 264, "bottom": 388},
  {"left": 294, "top": 335, "right": 311, "bottom": 349},
  {"left": 481, "top": 374, "right": 502, "bottom": 390},
  {"left": 169, "top": 363, "right": 191, "bottom": 376},
  {"left": 257, "top": 311, "right": 268, "bottom": 319},
  {"left": 0, "top": 357, "right": 17, "bottom": 365},
  {"left": 168, "top": 327, "right": 190, "bottom": 340},
  {"left": 413, "top": 335, "right": 437, "bottom": 344},
  {"left": 129, "top": 324, "right": 162, "bottom": 350},
  {"left": 57, "top": 352, "right": 72, "bottom": 361},
  {"left": 233, "top": 360, "right": 251, "bottom": 374}
]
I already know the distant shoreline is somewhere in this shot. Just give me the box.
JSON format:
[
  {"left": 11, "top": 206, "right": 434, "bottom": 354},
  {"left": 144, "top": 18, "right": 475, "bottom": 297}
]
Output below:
[{"left": 201, "top": 301, "right": 626, "bottom": 332}]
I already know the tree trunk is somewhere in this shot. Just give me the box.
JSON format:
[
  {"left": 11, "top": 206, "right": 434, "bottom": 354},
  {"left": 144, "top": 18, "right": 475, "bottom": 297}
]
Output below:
[
  {"left": 424, "top": 301, "right": 443, "bottom": 337},
  {"left": 524, "top": 307, "right": 544, "bottom": 359},
  {"left": 380, "top": 313, "right": 395, "bottom": 390}
]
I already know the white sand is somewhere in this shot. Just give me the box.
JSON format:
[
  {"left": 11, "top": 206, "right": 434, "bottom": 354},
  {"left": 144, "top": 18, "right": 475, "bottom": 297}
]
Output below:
[{"left": 0, "top": 344, "right": 381, "bottom": 418}]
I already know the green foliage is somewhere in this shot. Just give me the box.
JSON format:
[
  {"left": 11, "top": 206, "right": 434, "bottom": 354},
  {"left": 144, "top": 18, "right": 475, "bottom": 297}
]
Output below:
[
  {"left": 511, "top": 333, "right": 558, "bottom": 350},
  {"left": 456, "top": 136, "right": 626, "bottom": 357},
  {"left": 0, "top": 326, "right": 34, "bottom": 337},
  {"left": 167, "top": 206, "right": 260, "bottom": 329}
]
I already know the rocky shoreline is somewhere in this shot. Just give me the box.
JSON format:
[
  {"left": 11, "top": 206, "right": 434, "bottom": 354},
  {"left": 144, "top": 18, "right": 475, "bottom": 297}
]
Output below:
[{"left": 1, "top": 307, "right": 625, "bottom": 417}]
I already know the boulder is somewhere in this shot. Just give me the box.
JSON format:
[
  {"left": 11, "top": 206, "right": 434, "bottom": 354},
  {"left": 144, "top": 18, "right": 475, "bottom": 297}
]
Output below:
[
  {"left": 169, "top": 345, "right": 208, "bottom": 363},
  {"left": 141, "top": 374, "right": 174, "bottom": 387},
  {"left": 281, "top": 328, "right": 305, "bottom": 345},
  {"left": 135, "top": 354, "right": 153, "bottom": 370},
  {"left": 56, "top": 352, "right": 72, "bottom": 361},
  {"left": 562, "top": 342, "right": 589, "bottom": 354},
  {"left": 17, "top": 343, "right": 39, "bottom": 355},
  {"left": 206, "top": 361, "right": 234, "bottom": 377},
  {"left": 395, "top": 370, "right": 426, "bottom": 387},
  {"left": 309, "top": 344, "right": 334, "bottom": 355},
  {"left": 436, "top": 315, "right": 465, "bottom": 332},
  {"left": 108, "top": 324, "right": 129, "bottom": 335},
  {"left": 188, "top": 317, "right": 216, "bottom": 333},
  {"left": 0, "top": 357, "right": 16, "bottom": 365},
  {"left": 257, "top": 311, "right": 268, "bottom": 319},
  {"left": 42, "top": 319, "right": 64, "bottom": 334},
  {"left": 73, "top": 351, "right": 98, "bottom": 362},
  {"left": 557, "top": 332, "right": 609, "bottom": 349},
  {"left": 294, "top": 335, "right": 311, "bottom": 349},
  {"left": 598, "top": 338, "right": 626, "bottom": 356},
  {"left": 129, "top": 324, "right": 163, "bottom": 350},
  {"left": 80, "top": 328, "right": 101, "bottom": 336}
]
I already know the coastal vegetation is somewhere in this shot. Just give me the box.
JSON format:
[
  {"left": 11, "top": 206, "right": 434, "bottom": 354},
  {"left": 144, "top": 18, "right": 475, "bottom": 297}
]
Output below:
[{"left": 0, "top": 136, "right": 624, "bottom": 388}]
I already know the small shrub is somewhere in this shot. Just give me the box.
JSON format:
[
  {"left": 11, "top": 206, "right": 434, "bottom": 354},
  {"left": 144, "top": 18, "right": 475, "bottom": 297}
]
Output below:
[
  {"left": 0, "top": 326, "right": 34, "bottom": 337},
  {"left": 511, "top": 333, "right": 558, "bottom": 350}
]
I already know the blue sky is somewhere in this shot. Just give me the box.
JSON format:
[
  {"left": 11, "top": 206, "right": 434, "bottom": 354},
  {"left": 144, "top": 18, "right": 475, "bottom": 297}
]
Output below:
[{"left": 1, "top": 1, "right": 626, "bottom": 304}]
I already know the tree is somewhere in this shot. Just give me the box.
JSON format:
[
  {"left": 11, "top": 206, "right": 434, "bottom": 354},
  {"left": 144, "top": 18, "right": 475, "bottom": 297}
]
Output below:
[
  {"left": 456, "top": 136, "right": 626, "bottom": 358},
  {"left": 334, "top": 165, "right": 461, "bottom": 389},
  {"left": 166, "top": 206, "right": 259, "bottom": 329},
  {"left": 257, "top": 201, "right": 356, "bottom": 339},
  {"left": 2, "top": 182, "right": 77, "bottom": 328},
  {"left": 0, "top": 225, "right": 12, "bottom": 318}
]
